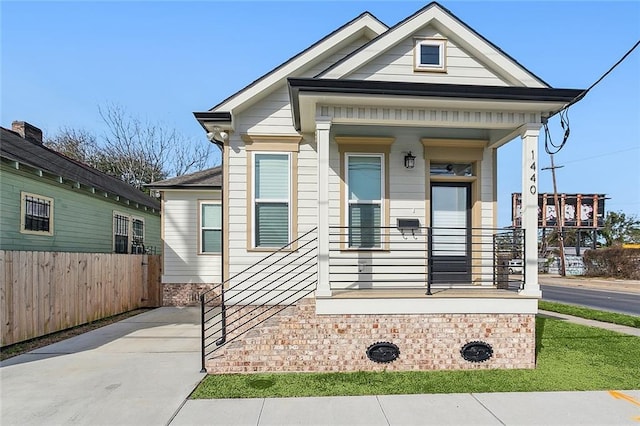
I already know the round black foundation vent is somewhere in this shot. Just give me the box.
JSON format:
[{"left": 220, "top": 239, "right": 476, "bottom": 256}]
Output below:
[
  {"left": 460, "top": 341, "right": 493, "bottom": 362},
  {"left": 366, "top": 342, "right": 400, "bottom": 363}
]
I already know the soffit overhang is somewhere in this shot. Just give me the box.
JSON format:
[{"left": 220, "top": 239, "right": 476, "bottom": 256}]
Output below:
[
  {"left": 289, "top": 78, "right": 584, "bottom": 133},
  {"left": 193, "top": 111, "right": 233, "bottom": 133}
]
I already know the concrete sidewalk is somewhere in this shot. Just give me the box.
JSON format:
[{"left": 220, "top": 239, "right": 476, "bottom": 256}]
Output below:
[
  {"left": 2, "top": 306, "right": 639, "bottom": 426},
  {"left": 173, "top": 391, "right": 640, "bottom": 425}
]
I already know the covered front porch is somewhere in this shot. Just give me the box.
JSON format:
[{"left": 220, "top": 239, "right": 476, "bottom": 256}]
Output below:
[{"left": 287, "top": 79, "right": 583, "bottom": 307}]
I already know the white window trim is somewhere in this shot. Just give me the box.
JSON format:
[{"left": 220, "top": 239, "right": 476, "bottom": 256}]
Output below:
[
  {"left": 199, "top": 201, "right": 222, "bottom": 255},
  {"left": 113, "top": 211, "right": 145, "bottom": 253},
  {"left": 251, "top": 151, "right": 292, "bottom": 249},
  {"left": 414, "top": 38, "right": 446, "bottom": 72},
  {"left": 20, "top": 191, "right": 54, "bottom": 236},
  {"left": 345, "top": 153, "right": 385, "bottom": 249}
]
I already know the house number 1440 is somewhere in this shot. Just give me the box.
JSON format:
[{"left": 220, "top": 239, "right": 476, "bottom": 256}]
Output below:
[{"left": 529, "top": 150, "right": 536, "bottom": 195}]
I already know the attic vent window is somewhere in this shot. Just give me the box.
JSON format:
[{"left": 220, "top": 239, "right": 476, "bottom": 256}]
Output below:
[{"left": 414, "top": 38, "right": 446, "bottom": 72}]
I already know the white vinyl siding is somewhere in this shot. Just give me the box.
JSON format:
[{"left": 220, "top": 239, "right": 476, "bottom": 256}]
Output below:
[
  {"left": 237, "top": 37, "right": 373, "bottom": 135},
  {"left": 161, "top": 191, "right": 221, "bottom": 284},
  {"left": 346, "top": 26, "right": 509, "bottom": 85},
  {"left": 201, "top": 202, "right": 221, "bottom": 253},
  {"left": 253, "top": 153, "right": 290, "bottom": 248}
]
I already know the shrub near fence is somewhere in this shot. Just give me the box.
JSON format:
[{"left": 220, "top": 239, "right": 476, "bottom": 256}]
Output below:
[
  {"left": 583, "top": 247, "right": 640, "bottom": 280},
  {"left": 0, "top": 251, "right": 162, "bottom": 347}
]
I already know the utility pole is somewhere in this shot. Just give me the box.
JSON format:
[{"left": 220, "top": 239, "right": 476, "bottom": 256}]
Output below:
[{"left": 542, "top": 154, "right": 566, "bottom": 276}]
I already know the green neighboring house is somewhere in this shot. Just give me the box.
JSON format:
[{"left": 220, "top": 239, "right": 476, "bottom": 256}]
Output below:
[{"left": 0, "top": 121, "right": 161, "bottom": 254}]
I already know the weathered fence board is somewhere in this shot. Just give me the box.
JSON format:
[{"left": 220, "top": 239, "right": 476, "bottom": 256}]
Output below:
[{"left": 1, "top": 251, "right": 162, "bottom": 347}]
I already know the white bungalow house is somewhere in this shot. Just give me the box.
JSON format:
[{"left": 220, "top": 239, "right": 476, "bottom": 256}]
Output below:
[{"left": 193, "top": 2, "right": 582, "bottom": 373}]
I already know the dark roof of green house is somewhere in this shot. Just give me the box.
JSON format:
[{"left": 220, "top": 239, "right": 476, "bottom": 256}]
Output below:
[
  {"left": 0, "top": 127, "right": 160, "bottom": 210},
  {"left": 146, "top": 166, "right": 222, "bottom": 189}
]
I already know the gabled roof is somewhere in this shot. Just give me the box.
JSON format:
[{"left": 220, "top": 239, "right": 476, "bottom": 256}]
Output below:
[
  {"left": 146, "top": 166, "right": 222, "bottom": 189},
  {"left": 196, "top": 11, "right": 387, "bottom": 129},
  {"left": 316, "top": 2, "right": 549, "bottom": 88},
  {"left": 0, "top": 127, "right": 160, "bottom": 210}
]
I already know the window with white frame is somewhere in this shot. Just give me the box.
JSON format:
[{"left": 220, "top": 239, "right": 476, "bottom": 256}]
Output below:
[
  {"left": 253, "top": 152, "right": 290, "bottom": 248},
  {"left": 200, "top": 202, "right": 221, "bottom": 253},
  {"left": 114, "top": 213, "right": 130, "bottom": 254},
  {"left": 21, "top": 192, "right": 53, "bottom": 235},
  {"left": 414, "top": 38, "right": 446, "bottom": 71},
  {"left": 113, "top": 212, "right": 144, "bottom": 254},
  {"left": 346, "top": 154, "right": 383, "bottom": 248}
]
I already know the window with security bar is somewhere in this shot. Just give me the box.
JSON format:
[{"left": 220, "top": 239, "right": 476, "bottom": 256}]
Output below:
[
  {"left": 132, "top": 218, "right": 144, "bottom": 243},
  {"left": 114, "top": 213, "right": 130, "bottom": 254},
  {"left": 21, "top": 192, "right": 53, "bottom": 235}
]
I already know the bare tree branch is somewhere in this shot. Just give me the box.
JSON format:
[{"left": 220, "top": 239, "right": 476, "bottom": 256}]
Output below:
[{"left": 44, "top": 103, "right": 215, "bottom": 193}]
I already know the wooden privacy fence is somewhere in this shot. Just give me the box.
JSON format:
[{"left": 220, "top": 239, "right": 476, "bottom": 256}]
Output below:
[{"left": 0, "top": 251, "right": 162, "bottom": 347}]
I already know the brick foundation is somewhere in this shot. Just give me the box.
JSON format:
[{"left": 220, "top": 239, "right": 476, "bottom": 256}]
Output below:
[
  {"left": 162, "top": 283, "right": 219, "bottom": 306},
  {"left": 206, "top": 298, "right": 536, "bottom": 373}
]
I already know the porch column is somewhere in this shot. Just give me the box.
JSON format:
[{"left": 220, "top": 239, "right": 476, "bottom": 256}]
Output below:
[
  {"left": 316, "top": 119, "right": 332, "bottom": 297},
  {"left": 519, "top": 124, "right": 542, "bottom": 297}
]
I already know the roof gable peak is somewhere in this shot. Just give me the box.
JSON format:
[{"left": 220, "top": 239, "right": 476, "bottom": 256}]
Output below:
[
  {"left": 208, "top": 11, "right": 388, "bottom": 115},
  {"left": 316, "top": 2, "right": 549, "bottom": 88}
]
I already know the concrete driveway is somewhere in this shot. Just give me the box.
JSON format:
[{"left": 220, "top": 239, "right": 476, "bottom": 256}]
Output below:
[{"left": 0, "top": 307, "right": 205, "bottom": 426}]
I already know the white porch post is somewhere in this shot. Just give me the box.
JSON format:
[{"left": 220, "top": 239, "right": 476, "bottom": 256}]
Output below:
[
  {"left": 316, "top": 119, "right": 332, "bottom": 297},
  {"left": 519, "top": 124, "right": 542, "bottom": 297}
]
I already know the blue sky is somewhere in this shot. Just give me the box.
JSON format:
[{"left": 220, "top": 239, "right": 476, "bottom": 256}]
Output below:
[{"left": 2, "top": 1, "right": 639, "bottom": 226}]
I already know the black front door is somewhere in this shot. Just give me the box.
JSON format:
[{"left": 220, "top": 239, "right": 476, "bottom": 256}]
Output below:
[{"left": 429, "top": 182, "right": 472, "bottom": 284}]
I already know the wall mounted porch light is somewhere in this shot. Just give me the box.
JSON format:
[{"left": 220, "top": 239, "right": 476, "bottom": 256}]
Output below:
[{"left": 404, "top": 152, "right": 416, "bottom": 169}]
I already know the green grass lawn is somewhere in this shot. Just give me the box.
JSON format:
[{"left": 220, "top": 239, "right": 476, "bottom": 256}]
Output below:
[
  {"left": 539, "top": 300, "right": 640, "bottom": 328},
  {"left": 192, "top": 315, "right": 640, "bottom": 399}
]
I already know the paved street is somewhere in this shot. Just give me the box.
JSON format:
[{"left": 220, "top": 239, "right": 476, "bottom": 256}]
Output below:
[{"left": 539, "top": 275, "right": 640, "bottom": 315}]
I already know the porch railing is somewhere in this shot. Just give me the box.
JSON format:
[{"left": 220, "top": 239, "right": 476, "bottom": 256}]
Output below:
[
  {"left": 329, "top": 226, "right": 524, "bottom": 294},
  {"left": 200, "top": 227, "right": 318, "bottom": 372}
]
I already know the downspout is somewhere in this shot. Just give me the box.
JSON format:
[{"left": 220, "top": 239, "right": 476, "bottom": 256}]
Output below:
[{"left": 207, "top": 131, "right": 227, "bottom": 347}]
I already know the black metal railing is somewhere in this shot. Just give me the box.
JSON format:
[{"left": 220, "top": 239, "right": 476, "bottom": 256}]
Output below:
[
  {"left": 200, "top": 227, "right": 318, "bottom": 372},
  {"left": 329, "top": 226, "right": 524, "bottom": 295}
]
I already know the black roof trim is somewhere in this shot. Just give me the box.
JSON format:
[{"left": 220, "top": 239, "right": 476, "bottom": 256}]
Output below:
[
  {"left": 205, "top": 11, "right": 388, "bottom": 113},
  {"left": 193, "top": 111, "right": 236, "bottom": 122},
  {"left": 146, "top": 166, "right": 222, "bottom": 189},
  {"left": 193, "top": 111, "right": 233, "bottom": 132},
  {"left": 193, "top": 111, "right": 232, "bottom": 122},
  {"left": 315, "top": 2, "right": 550, "bottom": 88},
  {"left": 288, "top": 78, "right": 584, "bottom": 130}
]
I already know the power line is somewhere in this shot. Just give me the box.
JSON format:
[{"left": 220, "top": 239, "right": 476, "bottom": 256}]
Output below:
[
  {"left": 544, "top": 39, "right": 640, "bottom": 155},
  {"left": 562, "top": 39, "right": 640, "bottom": 112},
  {"left": 547, "top": 146, "right": 640, "bottom": 167}
]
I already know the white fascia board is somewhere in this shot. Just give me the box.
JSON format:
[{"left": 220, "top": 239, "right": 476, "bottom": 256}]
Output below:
[
  {"left": 212, "top": 14, "right": 387, "bottom": 115},
  {"left": 298, "top": 92, "right": 565, "bottom": 132},
  {"left": 316, "top": 297, "right": 539, "bottom": 315},
  {"left": 319, "top": 6, "right": 548, "bottom": 89}
]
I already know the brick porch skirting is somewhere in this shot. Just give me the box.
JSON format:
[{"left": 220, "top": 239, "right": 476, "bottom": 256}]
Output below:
[
  {"left": 206, "top": 298, "right": 536, "bottom": 374},
  {"left": 163, "top": 283, "right": 219, "bottom": 306}
]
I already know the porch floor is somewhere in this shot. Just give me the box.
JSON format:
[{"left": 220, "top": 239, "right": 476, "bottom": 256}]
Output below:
[{"left": 329, "top": 285, "right": 531, "bottom": 299}]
